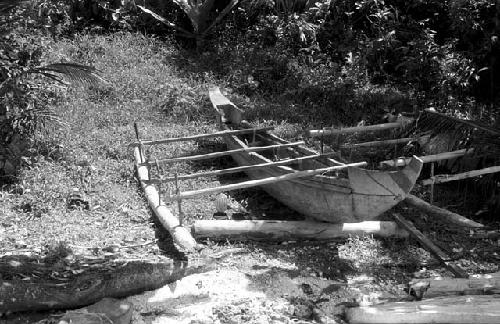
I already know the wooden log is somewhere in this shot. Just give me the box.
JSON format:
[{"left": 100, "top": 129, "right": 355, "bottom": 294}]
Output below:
[
  {"left": 392, "top": 213, "right": 468, "bottom": 278},
  {"left": 306, "top": 121, "right": 412, "bottom": 137},
  {"left": 341, "top": 137, "right": 415, "bottom": 149},
  {"left": 144, "top": 152, "right": 340, "bottom": 183},
  {"left": 192, "top": 220, "right": 409, "bottom": 241},
  {"left": 133, "top": 147, "right": 198, "bottom": 252},
  {"left": 409, "top": 272, "right": 500, "bottom": 299},
  {"left": 379, "top": 149, "right": 473, "bottom": 167},
  {"left": 346, "top": 295, "right": 500, "bottom": 324},
  {"left": 166, "top": 161, "right": 367, "bottom": 201},
  {"left": 422, "top": 165, "right": 500, "bottom": 185},
  {"left": 140, "top": 141, "right": 304, "bottom": 166},
  {"left": 0, "top": 260, "right": 212, "bottom": 313},
  {"left": 129, "top": 127, "right": 274, "bottom": 147},
  {"left": 404, "top": 194, "right": 484, "bottom": 228}
]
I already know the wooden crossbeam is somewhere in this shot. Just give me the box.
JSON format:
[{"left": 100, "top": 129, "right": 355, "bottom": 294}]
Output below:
[
  {"left": 379, "top": 149, "right": 473, "bottom": 167},
  {"left": 130, "top": 127, "right": 274, "bottom": 146},
  {"left": 306, "top": 120, "right": 412, "bottom": 137},
  {"left": 144, "top": 152, "right": 341, "bottom": 183},
  {"left": 165, "top": 161, "right": 367, "bottom": 201},
  {"left": 422, "top": 165, "right": 500, "bottom": 186},
  {"left": 140, "top": 141, "right": 304, "bottom": 166},
  {"left": 341, "top": 137, "right": 415, "bottom": 149}
]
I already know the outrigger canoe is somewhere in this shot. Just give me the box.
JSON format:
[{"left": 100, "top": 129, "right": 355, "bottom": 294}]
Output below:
[{"left": 209, "top": 88, "right": 423, "bottom": 223}]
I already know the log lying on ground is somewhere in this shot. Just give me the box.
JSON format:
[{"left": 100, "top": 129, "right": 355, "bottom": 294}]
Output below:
[
  {"left": 404, "top": 194, "right": 484, "bottom": 228},
  {"left": 134, "top": 146, "right": 199, "bottom": 252},
  {"left": 192, "top": 220, "right": 409, "bottom": 241},
  {"left": 346, "top": 295, "right": 500, "bottom": 324},
  {"left": 392, "top": 213, "right": 468, "bottom": 278},
  {"left": 409, "top": 272, "right": 500, "bottom": 299},
  {"left": 0, "top": 260, "right": 212, "bottom": 313}
]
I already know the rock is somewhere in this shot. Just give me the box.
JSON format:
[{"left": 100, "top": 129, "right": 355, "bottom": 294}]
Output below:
[
  {"left": 58, "top": 298, "right": 133, "bottom": 324},
  {"left": 86, "top": 298, "right": 133, "bottom": 324}
]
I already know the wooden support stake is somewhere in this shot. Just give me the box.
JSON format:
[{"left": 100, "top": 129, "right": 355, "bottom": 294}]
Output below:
[
  {"left": 392, "top": 213, "right": 468, "bottom": 278},
  {"left": 422, "top": 165, "right": 500, "bottom": 186},
  {"left": 193, "top": 220, "right": 409, "bottom": 241},
  {"left": 130, "top": 127, "right": 274, "bottom": 146},
  {"left": 140, "top": 141, "right": 305, "bottom": 166},
  {"left": 167, "top": 161, "right": 367, "bottom": 201},
  {"left": 404, "top": 194, "right": 484, "bottom": 228},
  {"left": 430, "top": 162, "right": 435, "bottom": 204},
  {"left": 175, "top": 172, "right": 183, "bottom": 225}
]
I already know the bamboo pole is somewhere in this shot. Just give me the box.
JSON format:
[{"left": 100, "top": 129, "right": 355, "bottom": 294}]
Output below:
[
  {"left": 129, "top": 127, "right": 274, "bottom": 146},
  {"left": 166, "top": 161, "right": 367, "bottom": 201},
  {"left": 404, "top": 194, "right": 484, "bottom": 228},
  {"left": 193, "top": 220, "right": 409, "bottom": 241},
  {"left": 379, "top": 149, "right": 473, "bottom": 167},
  {"left": 133, "top": 147, "right": 198, "bottom": 252},
  {"left": 306, "top": 121, "right": 412, "bottom": 137},
  {"left": 422, "top": 166, "right": 500, "bottom": 185},
  {"left": 341, "top": 137, "right": 415, "bottom": 149},
  {"left": 140, "top": 141, "right": 304, "bottom": 166},
  {"left": 143, "top": 152, "right": 341, "bottom": 184},
  {"left": 346, "top": 295, "right": 500, "bottom": 324}
]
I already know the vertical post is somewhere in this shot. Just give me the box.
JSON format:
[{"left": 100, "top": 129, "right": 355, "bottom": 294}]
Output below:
[
  {"left": 430, "top": 162, "right": 435, "bottom": 204},
  {"left": 134, "top": 122, "right": 145, "bottom": 163},
  {"left": 155, "top": 158, "right": 161, "bottom": 206},
  {"left": 320, "top": 129, "right": 324, "bottom": 154},
  {"left": 252, "top": 128, "right": 256, "bottom": 145},
  {"left": 175, "top": 172, "right": 183, "bottom": 225}
]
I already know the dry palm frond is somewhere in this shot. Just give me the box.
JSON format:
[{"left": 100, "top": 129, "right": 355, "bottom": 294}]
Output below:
[
  {"left": 28, "top": 63, "right": 106, "bottom": 86},
  {"left": 0, "top": 0, "right": 29, "bottom": 13}
]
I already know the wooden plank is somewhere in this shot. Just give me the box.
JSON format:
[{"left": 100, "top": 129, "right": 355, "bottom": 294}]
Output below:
[
  {"left": 306, "top": 121, "right": 411, "bottom": 137},
  {"left": 346, "top": 295, "right": 500, "bottom": 324},
  {"left": 392, "top": 213, "right": 468, "bottom": 278},
  {"left": 409, "top": 272, "right": 500, "bottom": 299},
  {"left": 404, "top": 194, "right": 484, "bottom": 228},
  {"left": 130, "top": 127, "right": 274, "bottom": 146},
  {"left": 193, "top": 220, "right": 409, "bottom": 241},
  {"left": 133, "top": 147, "right": 198, "bottom": 252},
  {"left": 380, "top": 149, "right": 473, "bottom": 167},
  {"left": 141, "top": 141, "right": 304, "bottom": 166},
  {"left": 166, "top": 161, "right": 367, "bottom": 201},
  {"left": 422, "top": 165, "right": 500, "bottom": 185},
  {"left": 144, "top": 152, "right": 340, "bottom": 183},
  {"left": 341, "top": 137, "right": 415, "bottom": 149}
]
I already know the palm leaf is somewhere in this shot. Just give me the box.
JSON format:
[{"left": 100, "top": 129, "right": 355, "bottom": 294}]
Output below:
[
  {"left": 136, "top": 5, "right": 196, "bottom": 38},
  {"left": 28, "top": 63, "right": 106, "bottom": 86}
]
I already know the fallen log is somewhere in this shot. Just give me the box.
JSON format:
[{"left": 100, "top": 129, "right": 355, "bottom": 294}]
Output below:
[
  {"left": 409, "top": 272, "right": 500, "bottom": 299},
  {"left": 404, "top": 194, "right": 484, "bottom": 228},
  {"left": 0, "top": 260, "right": 212, "bottom": 313},
  {"left": 346, "top": 295, "right": 500, "bottom": 324},
  {"left": 392, "top": 213, "right": 468, "bottom": 278},
  {"left": 192, "top": 220, "right": 409, "bottom": 241}
]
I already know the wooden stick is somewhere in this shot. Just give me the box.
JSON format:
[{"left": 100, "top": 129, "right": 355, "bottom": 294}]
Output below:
[
  {"left": 133, "top": 147, "right": 198, "bottom": 252},
  {"left": 167, "top": 161, "right": 367, "bottom": 201},
  {"left": 404, "top": 194, "right": 484, "bottom": 228},
  {"left": 306, "top": 121, "right": 411, "bottom": 137},
  {"left": 341, "top": 137, "right": 415, "bottom": 149},
  {"left": 140, "top": 141, "right": 305, "bottom": 166},
  {"left": 346, "top": 295, "right": 500, "bottom": 324},
  {"left": 422, "top": 165, "right": 500, "bottom": 185},
  {"left": 144, "top": 152, "right": 341, "bottom": 183},
  {"left": 430, "top": 162, "right": 435, "bottom": 204},
  {"left": 392, "top": 213, "right": 468, "bottom": 278},
  {"left": 130, "top": 127, "right": 274, "bottom": 146},
  {"left": 379, "top": 149, "right": 473, "bottom": 167},
  {"left": 409, "top": 272, "right": 500, "bottom": 299},
  {"left": 193, "top": 220, "right": 409, "bottom": 241}
]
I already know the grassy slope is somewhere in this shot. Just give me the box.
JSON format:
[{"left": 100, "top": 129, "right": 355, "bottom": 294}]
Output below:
[{"left": 0, "top": 32, "right": 223, "bottom": 256}]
